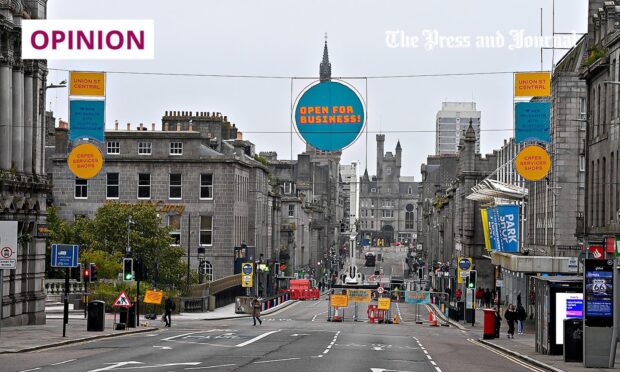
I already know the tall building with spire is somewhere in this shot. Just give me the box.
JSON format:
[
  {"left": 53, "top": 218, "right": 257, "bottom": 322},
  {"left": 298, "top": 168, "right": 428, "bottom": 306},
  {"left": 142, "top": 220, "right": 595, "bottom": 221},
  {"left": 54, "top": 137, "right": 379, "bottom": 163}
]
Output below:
[{"left": 319, "top": 36, "right": 331, "bottom": 82}]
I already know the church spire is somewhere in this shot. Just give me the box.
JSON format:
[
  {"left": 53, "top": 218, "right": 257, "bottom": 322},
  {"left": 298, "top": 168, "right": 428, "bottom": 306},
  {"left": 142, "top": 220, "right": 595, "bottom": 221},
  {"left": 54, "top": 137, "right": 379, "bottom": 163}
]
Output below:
[{"left": 320, "top": 33, "right": 331, "bottom": 81}]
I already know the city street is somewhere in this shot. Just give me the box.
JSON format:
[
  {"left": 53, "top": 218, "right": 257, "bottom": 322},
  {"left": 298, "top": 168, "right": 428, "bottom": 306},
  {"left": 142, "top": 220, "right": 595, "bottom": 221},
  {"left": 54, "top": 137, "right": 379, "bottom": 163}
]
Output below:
[{"left": 3, "top": 299, "right": 542, "bottom": 372}]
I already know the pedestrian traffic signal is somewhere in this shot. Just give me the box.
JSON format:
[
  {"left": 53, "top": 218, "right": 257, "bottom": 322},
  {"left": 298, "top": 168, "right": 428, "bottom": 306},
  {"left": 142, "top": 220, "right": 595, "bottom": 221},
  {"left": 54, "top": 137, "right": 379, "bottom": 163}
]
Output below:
[
  {"left": 90, "top": 263, "right": 98, "bottom": 282},
  {"left": 468, "top": 270, "right": 477, "bottom": 289},
  {"left": 123, "top": 258, "right": 134, "bottom": 281},
  {"left": 83, "top": 266, "right": 91, "bottom": 282}
]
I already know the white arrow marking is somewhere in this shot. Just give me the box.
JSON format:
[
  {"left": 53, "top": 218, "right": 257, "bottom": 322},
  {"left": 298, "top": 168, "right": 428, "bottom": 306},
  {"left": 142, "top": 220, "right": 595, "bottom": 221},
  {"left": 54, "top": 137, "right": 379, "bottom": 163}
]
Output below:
[
  {"left": 236, "top": 330, "right": 280, "bottom": 347},
  {"left": 88, "top": 361, "right": 143, "bottom": 372}
]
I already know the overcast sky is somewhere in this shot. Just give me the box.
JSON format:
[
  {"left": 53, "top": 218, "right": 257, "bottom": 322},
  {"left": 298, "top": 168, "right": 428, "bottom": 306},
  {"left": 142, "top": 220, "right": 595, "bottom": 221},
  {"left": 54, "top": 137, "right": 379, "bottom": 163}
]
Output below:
[{"left": 46, "top": 0, "right": 587, "bottom": 180}]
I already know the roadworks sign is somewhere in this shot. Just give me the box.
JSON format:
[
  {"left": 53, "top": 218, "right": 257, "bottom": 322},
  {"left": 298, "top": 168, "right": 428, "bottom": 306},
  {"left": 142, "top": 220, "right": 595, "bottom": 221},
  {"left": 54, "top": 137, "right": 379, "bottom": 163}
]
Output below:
[
  {"left": 143, "top": 289, "right": 163, "bottom": 305},
  {"left": 113, "top": 290, "right": 132, "bottom": 308}
]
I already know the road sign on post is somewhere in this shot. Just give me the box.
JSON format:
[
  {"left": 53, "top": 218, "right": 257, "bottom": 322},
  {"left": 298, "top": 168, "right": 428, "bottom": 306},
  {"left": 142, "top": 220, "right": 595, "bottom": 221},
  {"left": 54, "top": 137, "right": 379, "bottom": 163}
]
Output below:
[
  {"left": 242, "top": 262, "right": 253, "bottom": 288},
  {"left": 0, "top": 221, "right": 17, "bottom": 269},
  {"left": 113, "top": 291, "right": 132, "bottom": 308},
  {"left": 51, "top": 244, "right": 80, "bottom": 268}
]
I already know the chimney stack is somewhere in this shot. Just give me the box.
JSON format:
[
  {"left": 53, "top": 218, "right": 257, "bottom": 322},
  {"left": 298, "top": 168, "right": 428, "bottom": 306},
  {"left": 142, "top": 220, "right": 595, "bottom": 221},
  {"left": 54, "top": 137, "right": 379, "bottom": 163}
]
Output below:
[
  {"left": 176, "top": 123, "right": 181, "bottom": 131},
  {"left": 152, "top": 123, "right": 156, "bottom": 131},
  {"left": 188, "top": 120, "right": 193, "bottom": 131},
  {"left": 139, "top": 123, "right": 144, "bottom": 131},
  {"left": 164, "top": 122, "right": 169, "bottom": 131},
  {"left": 114, "top": 120, "right": 119, "bottom": 130},
  {"left": 127, "top": 122, "right": 131, "bottom": 130}
]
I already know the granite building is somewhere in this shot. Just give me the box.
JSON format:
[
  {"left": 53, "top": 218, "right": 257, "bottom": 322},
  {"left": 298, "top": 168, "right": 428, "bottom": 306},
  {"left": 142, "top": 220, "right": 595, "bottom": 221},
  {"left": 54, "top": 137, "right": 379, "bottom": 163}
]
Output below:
[
  {"left": 359, "top": 135, "right": 419, "bottom": 245},
  {"left": 50, "top": 112, "right": 272, "bottom": 281},
  {"left": 0, "top": 0, "right": 50, "bottom": 327}
]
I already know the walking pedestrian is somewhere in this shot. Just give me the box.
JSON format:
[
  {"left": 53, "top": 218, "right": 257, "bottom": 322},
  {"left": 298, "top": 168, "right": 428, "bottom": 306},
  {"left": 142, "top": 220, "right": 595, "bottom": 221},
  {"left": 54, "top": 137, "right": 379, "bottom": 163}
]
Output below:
[
  {"left": 516, "top": 302, "right": 526, "bottom": 335},
  {"left": 504, "top": 304, "right": 517, "bottom": 338},
  {"left": 163, "top": 296, "right": 175, "bottom": 327},
  {"left": 475, "top": 287, "right": 484, "bottom": 308},
  {"left": 251, "top": 297, "right": 262, "bottom": 326},
  {"left": 484, "top": 288, "right": 492, "bottom": 308},
  {"left": 494, "top": 307, "right": 502, "bottom": 338}
]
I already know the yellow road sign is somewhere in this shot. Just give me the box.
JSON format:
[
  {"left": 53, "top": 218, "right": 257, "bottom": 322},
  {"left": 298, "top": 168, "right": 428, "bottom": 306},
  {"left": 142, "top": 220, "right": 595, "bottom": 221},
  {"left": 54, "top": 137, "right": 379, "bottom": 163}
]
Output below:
[
  {"left": 330, "top": 294, "right": 348, "bottom": 308},
  {"left": 347, "top": 289, "right": 371, "bottom": 303},
  {"left": 143, "top": 289, "right": 164, "bottom": 305},
  {"left": 378, "top": 297, "right": 391, "bottom": 310}
]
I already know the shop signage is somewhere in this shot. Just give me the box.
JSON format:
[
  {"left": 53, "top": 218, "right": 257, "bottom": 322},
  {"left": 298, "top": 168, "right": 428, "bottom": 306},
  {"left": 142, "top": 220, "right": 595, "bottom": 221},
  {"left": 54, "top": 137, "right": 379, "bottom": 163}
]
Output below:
[
  {"left": 67, "top": 143, "right": 104, "bottom": 179},
  {"left": 515, "top": 145, "right": 551, "bottom": 181},
  {"left": 69, "top": 71, "right": 106, "bottom": 97},
  {"left": 69, "top": 99, "right": 105, "bottom": 143},
  {"left": 514, "top": 71, "right": 551, "bottom": 97},
  {"left": 584, "top": 259, "right": 614, "bottom": 327}
]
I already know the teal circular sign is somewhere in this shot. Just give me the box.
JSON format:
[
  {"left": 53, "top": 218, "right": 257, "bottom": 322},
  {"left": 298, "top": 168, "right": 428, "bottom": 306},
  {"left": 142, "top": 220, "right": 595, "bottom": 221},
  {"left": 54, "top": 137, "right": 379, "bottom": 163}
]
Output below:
[{"left": 294, "top": 80, "right": 365, "bottom": 151}]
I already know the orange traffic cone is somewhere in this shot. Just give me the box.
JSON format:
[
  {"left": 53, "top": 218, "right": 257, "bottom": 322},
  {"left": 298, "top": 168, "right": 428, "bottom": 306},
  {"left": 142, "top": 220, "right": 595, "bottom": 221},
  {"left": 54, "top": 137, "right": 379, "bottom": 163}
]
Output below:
[{"left": 430, "top": 312, "right": 438, "bottom": 327}]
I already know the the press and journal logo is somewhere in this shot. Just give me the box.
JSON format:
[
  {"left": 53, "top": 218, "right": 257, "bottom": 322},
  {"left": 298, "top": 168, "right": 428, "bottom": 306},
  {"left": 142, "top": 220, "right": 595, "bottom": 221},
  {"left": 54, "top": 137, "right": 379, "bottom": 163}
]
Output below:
[{"left": 21, "top": 20, "right": 154, "bottom": 60}]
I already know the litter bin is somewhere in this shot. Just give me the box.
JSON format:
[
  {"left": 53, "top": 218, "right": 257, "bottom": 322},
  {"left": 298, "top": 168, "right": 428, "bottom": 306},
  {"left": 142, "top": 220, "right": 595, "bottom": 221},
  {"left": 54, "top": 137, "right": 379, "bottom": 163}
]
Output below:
[
  {"left": 119, "top": 304, "right": 136, "bottom": 328},
  {"left": 483, "top": 309, "right": 496, "bottom": 339},
  {"left": 87, "top": 300, "right": 105, "bottom": 331},
  {"left": 563, "top": 318, "right": 583, "bottom": 362}
]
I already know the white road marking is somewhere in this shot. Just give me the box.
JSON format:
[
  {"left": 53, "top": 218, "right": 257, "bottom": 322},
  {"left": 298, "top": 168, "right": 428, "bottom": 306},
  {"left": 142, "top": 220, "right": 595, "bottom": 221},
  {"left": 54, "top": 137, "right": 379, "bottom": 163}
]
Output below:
[
  {"left": 319, "top": 330, "right": 341, "bottom": 356},
  {"left": 413, "top": 337, "right": 442, "bottom": 372},
  {"left": 426, "top": 355, "right": 432, "bottom": 360},
  {"left": 153, "top": 345, "right": 171, "bottom": 350},
  {"left": 430, "top": 361, "right": 437, "bottom": 366},
  {"left": 185, "top": 364, "right": 237, "bottom": 370},
  {"left": 254, "top": 357, "right": 301, "bottom": 364},
  {"left": 106, "top": 362, "right": 201, "bottom": 370},
  {"left": 467, "top": 339, "right": 545, "bottom": 372},
  {"left": 88, "top": 361, "right": 143, "bottom": 372},
  {"left": 235, "top": 330, "right": 280, "bottom": 347},
  {"left": 291, "top": 333, "right": 310, "bottom": 336},
  {"left": 50, "top": 359, "right": 77, "bottom": 366},
  {"left": 18, "top": 369, "right": 41, "bottom": 372}
]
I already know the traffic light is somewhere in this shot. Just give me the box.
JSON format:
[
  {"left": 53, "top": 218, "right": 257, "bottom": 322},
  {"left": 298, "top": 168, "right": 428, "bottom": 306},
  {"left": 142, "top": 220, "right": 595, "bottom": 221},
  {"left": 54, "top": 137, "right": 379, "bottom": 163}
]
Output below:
[
  {"left": 72, "top": 263, "right": 83, "bottom": 281},
  {"left": 123, "top": 258, "right": 134, "bottom": 281},
  {"left": 83, "top": 265, "right": 91, "bottom": 282},
  {"left": 135, "top": 259, "right": 147, "bottom": 281},
  {"left": 468, "top": 270, "right": 477, "bottom": 289},
  {"left": 89, "top": 263, "right": 98, "bottom": 282}
]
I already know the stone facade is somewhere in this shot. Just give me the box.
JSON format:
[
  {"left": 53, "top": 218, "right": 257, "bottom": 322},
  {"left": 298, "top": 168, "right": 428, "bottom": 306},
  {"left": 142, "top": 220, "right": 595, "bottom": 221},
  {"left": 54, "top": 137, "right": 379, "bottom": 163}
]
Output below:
[
  {"left": 359, "top": 135, "right": 419, "bottom": 245},
  {"left": 49, "top": 112, "right": 272, "bottom": 281},
  {"left": 582, "top": 1, "right": 620, "bottom": 246},
  {"left": 0, "top": 0, "right": 50, "bottom": 327},
  {"left": 418, "top": 124, "right": 497, "bottom": 291}
]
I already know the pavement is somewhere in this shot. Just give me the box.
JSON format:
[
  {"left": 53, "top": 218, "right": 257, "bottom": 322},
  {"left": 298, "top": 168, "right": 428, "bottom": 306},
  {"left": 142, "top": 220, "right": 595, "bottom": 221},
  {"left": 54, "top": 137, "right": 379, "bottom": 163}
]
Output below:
[
  {"left": 430, "top": 304, "right": 620, "bottom": 372},
  {"left": 1, "top": 299, "right": 298, "bottom": 354}
]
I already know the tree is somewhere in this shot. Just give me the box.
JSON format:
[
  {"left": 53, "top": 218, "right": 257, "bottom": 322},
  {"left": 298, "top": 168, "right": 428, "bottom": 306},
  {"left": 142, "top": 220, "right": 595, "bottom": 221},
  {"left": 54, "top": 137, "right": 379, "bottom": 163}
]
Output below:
[{"left": 47, "top": 203, "right": 190, "bottom": 289}]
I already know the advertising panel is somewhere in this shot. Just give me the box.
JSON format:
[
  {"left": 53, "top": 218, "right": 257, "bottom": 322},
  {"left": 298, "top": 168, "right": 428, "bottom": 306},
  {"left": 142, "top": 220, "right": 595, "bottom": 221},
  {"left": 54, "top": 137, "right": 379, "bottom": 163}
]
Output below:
[
  {"left": 69, "top": 71, "right": 106, "bottom": 97},
  {"left": 487, "top": 207, "right": 501, "bottom": 252},
  {"left": 514, "top": 72, "right": 551, "bottom": 97},
  {"left": 496, "top": 205, "right": 519, "bottom": 253},
  {"left": 584, "top": 259, "right": 614, "bottom": 327},
  {"left": 294, "top": 80, "right": 365, "bottom": 151},
  {"left": 554, "top": 292, "right": 583, "bottom": 345},
  {"left": 480, "top": 209, "right": 492, "bottom": 252},
  {"left": 515, "top": 145, "right": 552, "bottom": 181},
  {"left": 515, "top": 101, "right": 551, "bottom": 143},
  {"left": 405, "top": 291, "right": 431, "bottom": 304},
  {"left": 69, "top": 99, "right": 105, "bottom": 143},
  {"left": 67, "top": 143, "right": 104, "bottom": 179}
]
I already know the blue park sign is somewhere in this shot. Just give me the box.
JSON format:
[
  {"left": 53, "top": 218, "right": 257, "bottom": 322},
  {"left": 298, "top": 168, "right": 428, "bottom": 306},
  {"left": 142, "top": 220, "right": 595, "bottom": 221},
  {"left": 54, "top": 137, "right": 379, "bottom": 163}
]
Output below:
[
  {"left": 51, "top": 244, "right": 79, "bottom": 268},
  {"left": 294, "top": 80, "right": 366, "bottom": 151}
]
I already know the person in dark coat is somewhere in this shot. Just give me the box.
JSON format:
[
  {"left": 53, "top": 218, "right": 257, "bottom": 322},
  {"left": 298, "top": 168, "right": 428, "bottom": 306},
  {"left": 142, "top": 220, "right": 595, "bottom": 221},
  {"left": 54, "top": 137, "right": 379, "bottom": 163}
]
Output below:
[
  {"left": 163, "top": 296, "right": 175, "bottom": 327},
  {"left": 484, "top": 288, "right": 493, "bottom": 308},
  {"left": 494, "top": 307, "right": 502, "bottom": 338},
  {"left": 251, "top": 297, "right": 262, "bottom": 326},
  {"left": 504, "top": 304, "right": 517, "bottom": 338},
  {"left": 516, "top": 302, "right": 527, "bottom": 335}
]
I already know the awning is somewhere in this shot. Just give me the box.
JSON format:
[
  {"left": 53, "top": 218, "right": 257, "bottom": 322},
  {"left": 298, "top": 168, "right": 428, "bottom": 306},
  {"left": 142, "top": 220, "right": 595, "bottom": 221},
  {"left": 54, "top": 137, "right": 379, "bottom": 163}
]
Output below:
[{"left": 467, "top": 179, "right": 528, "bottom": 203}]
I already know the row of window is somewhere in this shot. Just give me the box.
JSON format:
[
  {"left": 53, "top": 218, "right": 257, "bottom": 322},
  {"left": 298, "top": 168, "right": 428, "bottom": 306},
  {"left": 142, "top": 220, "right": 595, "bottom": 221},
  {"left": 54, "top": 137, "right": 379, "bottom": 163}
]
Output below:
[
  {"left": 75, "top": 173, "right": 213, "bottom": 200},
  {"left": 167, "top": 215, "right": 212, "bottom": 246},
  {"left": 106, "top": 141, "right": 183, "bottom": 156}
]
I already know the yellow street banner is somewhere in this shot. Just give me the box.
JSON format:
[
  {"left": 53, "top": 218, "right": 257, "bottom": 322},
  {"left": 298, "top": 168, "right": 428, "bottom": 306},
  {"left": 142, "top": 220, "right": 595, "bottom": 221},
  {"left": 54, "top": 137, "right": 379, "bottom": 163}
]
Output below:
[
  {"left": 67, "top": 143, "right": 104, "bottom": 179},
  {"left": 143, "top": 289, "right": 164, "bottom": 305},
  {"left": 378, "top": 297, "right": 391, "bottom": 310},
  {"left": 330, "top": 294, "right": 348, "bottom": 308},
  {"left": 481, "top": 209, "right": 492, "bottom": 252},
  {"left": 514, "top": 72, "right": 551, "bottom": 97},
  {"left": 347, "top": 289, "right": 371, "bottom": 303},
  {"left": 70, "top": 71, "right": 106, "bottom": 97}
]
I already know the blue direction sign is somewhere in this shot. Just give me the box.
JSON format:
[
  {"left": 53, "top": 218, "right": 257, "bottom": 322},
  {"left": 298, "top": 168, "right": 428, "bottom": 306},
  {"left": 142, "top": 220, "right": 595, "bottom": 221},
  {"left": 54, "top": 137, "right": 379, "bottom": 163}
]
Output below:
[{"left": 51, "top": 244, "right": 79, "bottom": 268}]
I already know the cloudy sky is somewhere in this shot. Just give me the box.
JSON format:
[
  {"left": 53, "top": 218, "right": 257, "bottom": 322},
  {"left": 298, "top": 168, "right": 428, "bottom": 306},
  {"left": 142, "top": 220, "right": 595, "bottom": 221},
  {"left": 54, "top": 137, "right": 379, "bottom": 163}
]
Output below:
[{"left": 46, "top": 0, "right": 587, "bottom": 180}]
